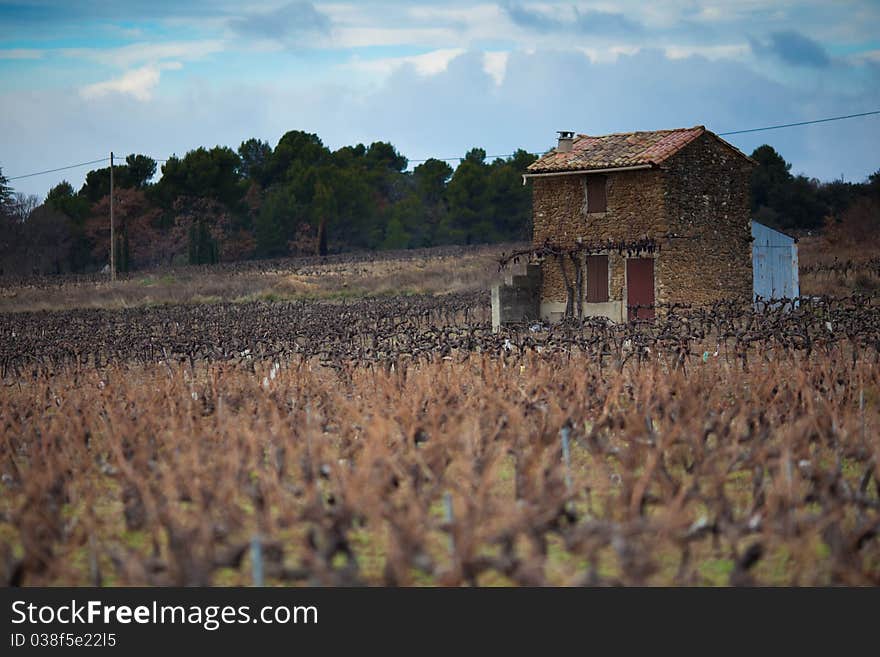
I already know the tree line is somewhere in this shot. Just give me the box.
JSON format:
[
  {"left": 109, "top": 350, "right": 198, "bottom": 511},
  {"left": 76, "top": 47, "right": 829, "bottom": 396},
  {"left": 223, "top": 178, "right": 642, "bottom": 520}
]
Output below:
[
  {"left": 0, "top": 134, "right": 877, "bottom": 276},
  {"left": 749, "top": 145, "right": 879, "bottom": 233}
]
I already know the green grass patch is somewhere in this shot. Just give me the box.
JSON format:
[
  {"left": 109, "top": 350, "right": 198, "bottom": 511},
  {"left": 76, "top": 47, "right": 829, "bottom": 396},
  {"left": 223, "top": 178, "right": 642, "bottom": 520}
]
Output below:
[{"left": 698, "top": 558, "right": 733, "bottom": 585}]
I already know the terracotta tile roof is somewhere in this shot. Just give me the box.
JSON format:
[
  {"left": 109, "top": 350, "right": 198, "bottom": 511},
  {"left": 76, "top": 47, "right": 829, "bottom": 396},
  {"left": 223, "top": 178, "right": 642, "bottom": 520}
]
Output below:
[{"left": 527, "top": 126, "right": 740, "bottom": 174}]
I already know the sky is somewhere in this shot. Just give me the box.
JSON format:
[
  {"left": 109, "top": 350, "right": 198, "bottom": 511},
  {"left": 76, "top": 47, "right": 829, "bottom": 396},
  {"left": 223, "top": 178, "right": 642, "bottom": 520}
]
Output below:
[{"left": 1, "top": 0, "right": 878, "bottom": 198}]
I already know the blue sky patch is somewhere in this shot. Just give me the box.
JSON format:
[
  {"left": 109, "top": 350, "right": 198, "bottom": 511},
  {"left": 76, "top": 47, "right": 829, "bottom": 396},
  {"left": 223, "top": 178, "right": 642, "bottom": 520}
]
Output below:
[{"left": 0, "top": 0, "right": 878, "bottom": 197}]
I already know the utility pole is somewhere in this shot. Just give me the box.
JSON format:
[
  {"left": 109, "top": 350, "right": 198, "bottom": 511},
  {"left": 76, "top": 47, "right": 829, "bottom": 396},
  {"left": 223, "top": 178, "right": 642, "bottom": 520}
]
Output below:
[{"left": 110, "top": 151, "right": 115, "bottom": 281}]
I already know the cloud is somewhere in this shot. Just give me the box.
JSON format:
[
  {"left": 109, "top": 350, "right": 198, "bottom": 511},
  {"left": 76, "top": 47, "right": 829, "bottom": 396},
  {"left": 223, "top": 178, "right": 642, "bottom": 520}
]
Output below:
[
  {"left": 348, "top": 48, "right": 878, "bottom": 182},
  {"left": 573, "top": 8, "right": 643, "bottom": 35},
  {"left": 855, "top": 49, "right": 880, "bottom": 64},
  {"left": 482, "top": 51, "right": 509, "bottom": 85},
  {"left": 64, "top": 40, "right": 225, "bottom": 68},
  {"left": 751, "top": 30, "right": 831, "bottom": 67},
  {"left": 348, "top": 49, "right": 467, "bottom": 78},
  {"left": 328, "top": 26, "right": 460, "bottom": 49},
  {"left": 664, "top": 44, "right": 750, "bottom": 61},
  {"left": 502, "top": 2, "right": 559, "bottom": 32},
  {"left": 0, "top": 48, "right": 43, "bottom": 60},
  {"left": 3, "top": 45, "right": 878, "bottom": 200},
  {"left": 502, "top": 2, "right": 642, "bottom": 35},
  {"left": 575, "top": 45, "right": 640, "bottom": 63},
  {"left": 228, "top": 1, "right": 331, "bottom": 43},
  {"left": 80, "top": 62, "right": 182, "bottom": 101}
]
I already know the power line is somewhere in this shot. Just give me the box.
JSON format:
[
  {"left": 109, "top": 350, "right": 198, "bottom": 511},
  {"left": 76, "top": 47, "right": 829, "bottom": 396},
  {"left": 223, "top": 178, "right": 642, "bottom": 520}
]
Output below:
[
  {"left": 114, "top": 154, "right": 168, "bottom": 162},
  {"left": 7, "top": 157, "right": 108, "bottom": 181},
  {"left": 408, "top": 152, "right": 547, "bottom": 164},
  {"left": 7, "top": 154, "right": 167, "bottom": 183},
  {"left": 409, "top": 110, "right": 880, "bottom": 164},
  {"left": 717, "top": 110, "right": 880, "bottom": 136},
  {"left": 6, "top": 109, "right": 879, "bottom": 181}
]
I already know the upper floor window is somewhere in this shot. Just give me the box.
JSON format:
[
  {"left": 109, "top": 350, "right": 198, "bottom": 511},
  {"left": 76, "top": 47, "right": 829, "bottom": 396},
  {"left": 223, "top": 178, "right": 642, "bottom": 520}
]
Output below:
[{"left": 583, "top": 175, "right": 607, "bottom": 213}]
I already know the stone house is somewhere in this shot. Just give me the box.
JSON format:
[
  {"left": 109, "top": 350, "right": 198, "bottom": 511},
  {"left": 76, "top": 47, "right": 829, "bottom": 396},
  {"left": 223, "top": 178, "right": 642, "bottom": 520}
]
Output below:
[{"left": 516, "top": 126, "right": 755, "bottom": 323}]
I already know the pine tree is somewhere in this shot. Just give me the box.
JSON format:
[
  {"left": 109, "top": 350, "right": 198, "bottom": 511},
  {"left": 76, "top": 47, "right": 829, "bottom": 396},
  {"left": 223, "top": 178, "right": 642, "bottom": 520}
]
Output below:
[{"left": 0, "top": 166, "right": 13, "bottom": 212}]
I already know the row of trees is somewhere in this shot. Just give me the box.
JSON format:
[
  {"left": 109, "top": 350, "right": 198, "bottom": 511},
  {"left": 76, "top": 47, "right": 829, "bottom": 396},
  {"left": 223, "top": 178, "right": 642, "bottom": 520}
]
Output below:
[
  {"left": 0, "top": 132, "right": 537, "bottom": 275},
  {"left": 1, "top": 136, "right": 877, "bottom": 276},
  {"left": 749, "top": 145, "right": 879, "bottom": 232}
]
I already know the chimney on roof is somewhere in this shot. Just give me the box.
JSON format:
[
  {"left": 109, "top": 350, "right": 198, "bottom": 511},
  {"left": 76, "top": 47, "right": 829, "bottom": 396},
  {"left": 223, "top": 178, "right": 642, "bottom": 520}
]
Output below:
[{"left": 557, "top": 131, "right": 575, "bottom": 153}]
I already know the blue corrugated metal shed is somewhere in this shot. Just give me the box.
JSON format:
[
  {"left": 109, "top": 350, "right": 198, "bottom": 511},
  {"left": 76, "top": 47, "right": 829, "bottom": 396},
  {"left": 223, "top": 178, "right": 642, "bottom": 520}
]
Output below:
[{"left": 752, "top": 221, "right": 799, "bottom": 302}]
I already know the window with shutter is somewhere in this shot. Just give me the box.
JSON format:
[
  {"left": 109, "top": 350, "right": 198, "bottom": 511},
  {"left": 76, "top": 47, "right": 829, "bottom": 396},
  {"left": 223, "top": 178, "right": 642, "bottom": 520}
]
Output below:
[
  {"left": 585, "top": 175, "right": 607, "bottom": 213},
  {"left": 585, "top": 255, "right": 609, "bottom": 303}
]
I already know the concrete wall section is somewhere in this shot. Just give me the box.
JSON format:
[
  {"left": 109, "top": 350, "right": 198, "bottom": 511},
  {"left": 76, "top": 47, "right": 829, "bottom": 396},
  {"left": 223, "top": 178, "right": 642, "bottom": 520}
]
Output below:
[
  {"left": 491, "top": 264, "right": 541, "bottom": 331},
  {"left": 539, "top": 300, "right": 623, "bottom": 323}
]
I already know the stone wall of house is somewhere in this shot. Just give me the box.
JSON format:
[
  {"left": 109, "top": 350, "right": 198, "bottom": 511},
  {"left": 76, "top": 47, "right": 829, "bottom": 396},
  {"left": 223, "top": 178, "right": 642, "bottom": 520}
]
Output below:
[
  {"left": 662, "top": 133, "right": 754, "bottom": 306},
  {"left": 530, "top": 132, "right": 754, "bottom": 318},
  {"left": 531, "top": 168, "right": 666, "bottom": 308},
  {"left": 531, "top": 170, "right": 668, "bottom": 303}
]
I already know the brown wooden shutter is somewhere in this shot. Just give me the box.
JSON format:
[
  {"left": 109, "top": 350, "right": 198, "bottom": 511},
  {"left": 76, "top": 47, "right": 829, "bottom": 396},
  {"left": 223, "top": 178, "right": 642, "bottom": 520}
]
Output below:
[
  {"left": 586, "top": 255, "right": 609, "bottom": 303},
  {"left": 626, "top": 258, "right": 655, "bottom": 320},
  {"left": 586, "top": 175, "right": 607, "bottom": 213}
]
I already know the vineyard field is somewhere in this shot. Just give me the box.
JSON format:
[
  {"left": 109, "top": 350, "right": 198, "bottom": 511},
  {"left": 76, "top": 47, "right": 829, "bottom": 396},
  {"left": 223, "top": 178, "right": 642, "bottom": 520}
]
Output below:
[{"left": 1, "top": 283, "right": 878, "bottom": 586}]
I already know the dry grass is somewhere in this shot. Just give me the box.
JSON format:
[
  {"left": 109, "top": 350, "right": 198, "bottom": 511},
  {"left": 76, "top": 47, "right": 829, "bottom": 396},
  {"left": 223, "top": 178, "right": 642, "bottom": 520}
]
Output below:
[
  {"left": 3, "top": 227, "right": 876, "bottom": 311},
  {"left": 799, "top": 204, "right": 880, "bottom": 297},
  {"left": 266, "top": 249, "right": 505, "bottom": 300},
  {"left": 1, "top": 350, "right": 877, "bottom": 586},
  {"left": 2, "top": 238, "right": 879, "bottom": 587},
  {"left": 0, "top": 245, "right": 511, "bottom": 313}
]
